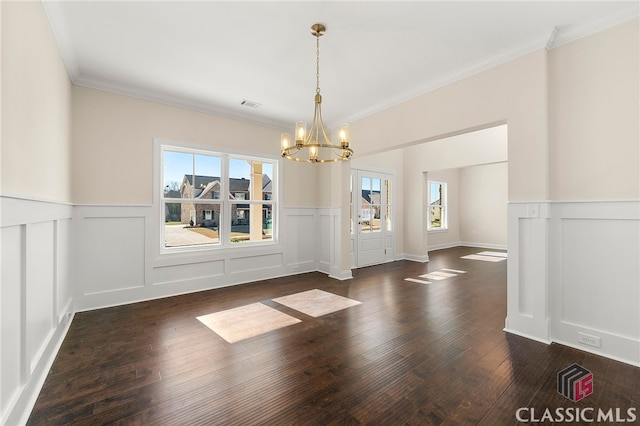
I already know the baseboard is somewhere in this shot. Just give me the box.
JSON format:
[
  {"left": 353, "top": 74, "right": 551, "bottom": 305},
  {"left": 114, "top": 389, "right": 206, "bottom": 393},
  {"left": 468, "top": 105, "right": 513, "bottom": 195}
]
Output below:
[
  {"left": 328, "top": 268, "right": 353, "bottom": 281},
  {"left": 428, "top": 241, "right": 508, "bottom": 252},
  {"left": 403, "top": 253, "right": 429, "bottom": 263},
  {"left": 551, "top": 339, "right": 640, "bottom": 368},
  {"left": 459, "top": 241, "right": 508, "bottom": 250},
  {"left": 503, "top": 327, "right": 552, "bottom": 345},
  {"left": 429, "top": 241, "right": 507, "bottom": 251},
  {"left": 3, "top": 311, "right": 75, "bottom": 426},
  {"left": 427, "top": 241, "right": 460, "bottom": 251}
]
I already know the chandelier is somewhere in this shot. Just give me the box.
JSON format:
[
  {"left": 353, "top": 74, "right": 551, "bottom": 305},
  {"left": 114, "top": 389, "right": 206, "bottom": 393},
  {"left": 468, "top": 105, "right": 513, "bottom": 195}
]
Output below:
[{"left": 280, "top": 23, "right": 354, "bottom": 163}]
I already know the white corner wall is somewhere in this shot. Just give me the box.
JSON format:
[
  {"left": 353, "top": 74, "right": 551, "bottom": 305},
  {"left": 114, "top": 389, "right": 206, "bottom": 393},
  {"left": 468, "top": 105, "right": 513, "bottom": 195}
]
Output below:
[
  {"left": 544, "top": 18, "right": 639, "bottom": 364},
  {"left": 1, "top": 2, "right": 75, "bottom": 424},
  {"left": 507, "top": 18, "right": 639, "bottom": 365}
]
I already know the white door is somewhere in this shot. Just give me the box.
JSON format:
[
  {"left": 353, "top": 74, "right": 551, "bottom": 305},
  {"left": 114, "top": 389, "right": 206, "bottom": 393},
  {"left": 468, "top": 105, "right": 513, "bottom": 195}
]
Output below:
[{"left": 355, "top": 171, "right": 393, "bottom": 267}]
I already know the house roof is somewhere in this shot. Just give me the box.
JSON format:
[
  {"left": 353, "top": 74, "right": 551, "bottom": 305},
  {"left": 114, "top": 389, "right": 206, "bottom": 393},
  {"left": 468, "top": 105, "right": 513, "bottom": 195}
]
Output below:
[
  {"left": 361, "top": 190, "right": 381, "bottom": 205},
  {"left": 183, "top": 174, "right": 272, "bottom": 199}
]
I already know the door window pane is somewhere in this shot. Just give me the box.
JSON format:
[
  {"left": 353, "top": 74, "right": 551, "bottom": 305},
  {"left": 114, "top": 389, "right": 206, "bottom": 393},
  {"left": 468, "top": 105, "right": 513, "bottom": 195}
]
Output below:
[{"left": 361, "top": 177, "right": 381, "bottom": 233}]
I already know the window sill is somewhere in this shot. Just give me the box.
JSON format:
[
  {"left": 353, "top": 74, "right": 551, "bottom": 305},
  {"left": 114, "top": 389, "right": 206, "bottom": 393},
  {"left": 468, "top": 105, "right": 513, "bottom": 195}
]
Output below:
[
  {"left": 428, "top": 228, "right": 449, "bottom": 233},
  {"left": 154, "top": 241, "right": 282, "bottom": 268}
]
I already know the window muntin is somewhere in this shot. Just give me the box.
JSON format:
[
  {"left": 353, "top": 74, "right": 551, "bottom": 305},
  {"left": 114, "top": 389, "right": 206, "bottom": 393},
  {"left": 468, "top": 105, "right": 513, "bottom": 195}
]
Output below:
[
  {"left": 428, "top": 181, "right": 447, "bottom": 230},
  {"left": 161, "top": 146, "right": 276, "bottom": 250}
]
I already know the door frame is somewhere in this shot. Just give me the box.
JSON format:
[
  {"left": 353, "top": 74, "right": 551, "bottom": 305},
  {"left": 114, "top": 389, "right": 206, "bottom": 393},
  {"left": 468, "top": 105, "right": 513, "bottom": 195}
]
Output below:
[{"left": 351, "top": 168, "right": 395, "bottom": 268}]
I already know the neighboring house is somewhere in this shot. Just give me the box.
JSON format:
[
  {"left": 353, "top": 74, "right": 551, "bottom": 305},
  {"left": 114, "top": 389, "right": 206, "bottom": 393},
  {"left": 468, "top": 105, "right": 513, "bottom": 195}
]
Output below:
[
  {"left": 361, "top": 189, "right": 381, "bottom": 225},
  {"left": 177, "top": 174, "right": 272, "bottom": 227}
]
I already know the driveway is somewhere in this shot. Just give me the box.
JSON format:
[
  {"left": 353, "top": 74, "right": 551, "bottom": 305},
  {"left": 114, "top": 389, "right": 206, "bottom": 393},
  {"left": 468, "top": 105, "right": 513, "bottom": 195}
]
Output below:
[{"left": 165, "top": 225, "right": 217, "bottom": 247}]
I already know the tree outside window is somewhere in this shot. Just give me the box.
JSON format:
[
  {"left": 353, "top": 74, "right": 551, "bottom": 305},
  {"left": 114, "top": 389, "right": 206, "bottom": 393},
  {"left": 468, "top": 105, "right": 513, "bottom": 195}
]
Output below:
[{"left": 428, "top": 181, "right": 447, "bottom": 230}]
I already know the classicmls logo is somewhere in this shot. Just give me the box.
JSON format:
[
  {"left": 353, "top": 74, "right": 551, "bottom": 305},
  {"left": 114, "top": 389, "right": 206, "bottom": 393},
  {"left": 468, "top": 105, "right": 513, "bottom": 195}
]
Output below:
[
  {"left": 515, "top": 363, "right": 636, "bottom": 423},
  {"left": 557, "top": 363, "right": 593, "bottom": 402}
]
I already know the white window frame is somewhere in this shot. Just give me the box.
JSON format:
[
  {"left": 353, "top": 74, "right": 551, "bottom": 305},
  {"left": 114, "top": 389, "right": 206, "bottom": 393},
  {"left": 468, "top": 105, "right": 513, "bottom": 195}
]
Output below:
[
  {"left": 157, "top": 141, "right": 278, "bottom": 253},
  {"left": 427, "top": 180, "right": 447, "bottom": 231}
]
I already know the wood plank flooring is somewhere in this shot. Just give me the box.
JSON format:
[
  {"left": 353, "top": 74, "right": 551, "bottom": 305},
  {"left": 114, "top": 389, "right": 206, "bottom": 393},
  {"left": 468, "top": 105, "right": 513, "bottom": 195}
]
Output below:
[{"left": 27, "top": 247, "right": 639, "bottom": 425}]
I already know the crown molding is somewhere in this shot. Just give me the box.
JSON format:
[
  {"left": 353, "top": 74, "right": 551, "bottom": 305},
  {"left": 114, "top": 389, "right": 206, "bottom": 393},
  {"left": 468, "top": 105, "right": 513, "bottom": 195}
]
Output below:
[
  {"left": 342, "top": 6, "right": 639, "bottom": 126},
  {"left": 341, "top": 28, "right": 554, "bottom": 126},
  {"left": 550, "top": 3, "right": 639, "bottom": 48},
  {"left": 41, "top": 0, "right": 80, "bottom": 80},
  {"left": 72, "top": 74, "right": 288, "bottom": 131}
]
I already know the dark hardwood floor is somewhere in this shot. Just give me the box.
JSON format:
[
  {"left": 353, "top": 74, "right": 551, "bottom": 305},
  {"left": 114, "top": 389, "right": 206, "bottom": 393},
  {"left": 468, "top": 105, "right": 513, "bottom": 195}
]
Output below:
[{"left": 27, "top": 247, "right": 639, "bottom": 425}]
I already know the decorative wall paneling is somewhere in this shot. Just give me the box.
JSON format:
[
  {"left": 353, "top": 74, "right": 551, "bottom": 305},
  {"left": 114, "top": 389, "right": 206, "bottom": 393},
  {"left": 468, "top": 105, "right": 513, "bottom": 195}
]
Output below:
[
  {"left": 506, "top": 200, "right": 640, "bottom": 366},
  {"left": 549, "top": 201, "right": 639, "bottom": 366},
  {"left": 0, "top": 196, "right": 74, "bottom": 426},
  {"left": 73, "top": 206, "right": 339, "bottom": 311}
]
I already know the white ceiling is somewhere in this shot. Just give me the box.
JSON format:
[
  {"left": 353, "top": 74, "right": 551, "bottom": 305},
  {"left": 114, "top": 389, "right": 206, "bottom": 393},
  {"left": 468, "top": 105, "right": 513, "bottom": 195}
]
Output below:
[{"left": 43, "top": 1, "right": 638, "bottom": 131}]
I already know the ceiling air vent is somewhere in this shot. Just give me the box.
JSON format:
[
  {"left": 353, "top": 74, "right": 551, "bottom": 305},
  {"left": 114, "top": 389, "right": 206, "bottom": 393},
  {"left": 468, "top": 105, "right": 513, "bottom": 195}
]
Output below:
[{"left": 240, "top": 99, "right": 261, "bottom": 108}]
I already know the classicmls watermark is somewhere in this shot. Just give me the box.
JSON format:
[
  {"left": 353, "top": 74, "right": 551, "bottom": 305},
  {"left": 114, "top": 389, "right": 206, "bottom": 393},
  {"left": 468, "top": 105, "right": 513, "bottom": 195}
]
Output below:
[
  {"left": 557, "top": 363, "right": 593, "bottom": 402},
  {"left": 515, "top": 363, "right": 637, "bottom": 423}
]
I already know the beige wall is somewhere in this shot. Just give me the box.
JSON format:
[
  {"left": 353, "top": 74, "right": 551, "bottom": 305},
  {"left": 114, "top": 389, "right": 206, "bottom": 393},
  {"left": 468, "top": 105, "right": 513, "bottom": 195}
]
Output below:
[
  {"left": 549, "top": 18, "right": 639, "bottom": 201},
  {"left": 459, "top": 162, "right": 508, "bottom": 246},
  {"left": 1, "top": 1, "right": 72, "bottom": 202},
  {"left": 71, "top": 86, "right": 317, "bottom": 207},
  {"left": 349, "top": 50, "right": 547, "bottom": 202}
]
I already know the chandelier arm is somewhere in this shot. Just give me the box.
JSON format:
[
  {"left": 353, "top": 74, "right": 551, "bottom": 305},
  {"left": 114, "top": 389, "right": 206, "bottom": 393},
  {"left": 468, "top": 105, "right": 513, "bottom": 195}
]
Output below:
[
  {"left": 316, "top": 106, "right": 335, "bottom": 147},
  {"left": 305, "top": 100, "right": 322, "bottom": 146}
]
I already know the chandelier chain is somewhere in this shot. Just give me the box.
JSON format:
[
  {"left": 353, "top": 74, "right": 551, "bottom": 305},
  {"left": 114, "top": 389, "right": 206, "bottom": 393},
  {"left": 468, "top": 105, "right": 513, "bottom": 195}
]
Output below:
[{"left": 316, "top": 34, "right": 321, "bottom": 94}]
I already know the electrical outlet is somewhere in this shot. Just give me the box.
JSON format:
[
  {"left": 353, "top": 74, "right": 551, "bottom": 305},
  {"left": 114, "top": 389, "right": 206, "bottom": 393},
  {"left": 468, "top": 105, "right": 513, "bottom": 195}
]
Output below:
[{"left": 578, "top": 332, "right": 601, "bottom": 348}]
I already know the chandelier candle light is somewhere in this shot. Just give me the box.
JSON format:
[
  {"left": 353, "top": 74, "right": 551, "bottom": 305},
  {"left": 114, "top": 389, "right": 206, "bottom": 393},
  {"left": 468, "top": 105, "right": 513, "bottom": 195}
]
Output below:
[{"left": 280, "top": 23, "right": 354, "bottom": 163}]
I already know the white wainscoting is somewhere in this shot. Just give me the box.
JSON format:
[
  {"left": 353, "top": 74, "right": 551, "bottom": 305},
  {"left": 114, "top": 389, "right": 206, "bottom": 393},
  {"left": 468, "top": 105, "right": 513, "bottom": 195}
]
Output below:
[
  {"left": 506, "top": 200, "right": 640, "bottom": 366},
  {"left": 318, "top": 207, "right": 352, "bottom": 280},
  {"left": 549, "top": 201, "right": 639, "bottom": 366},
  {"left": 505, "top": 202, "right": 551, "bottom": 343},
  {"left": 73, "top": 206, "right": 339, "bottom": 311},
  {"left": 0, "top": 196, "right": 74, "bottom": 426}
]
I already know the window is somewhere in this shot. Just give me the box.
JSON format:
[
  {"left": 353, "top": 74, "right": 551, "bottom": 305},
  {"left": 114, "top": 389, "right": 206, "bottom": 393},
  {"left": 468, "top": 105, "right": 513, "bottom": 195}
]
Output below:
[
  {"left": 428, "top": 181, "right": 447, "bottom": 230},
  {"left": 161, "top": 145, "right": 276, "bottom": 249}
]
